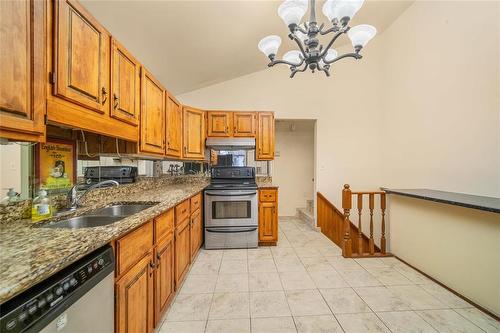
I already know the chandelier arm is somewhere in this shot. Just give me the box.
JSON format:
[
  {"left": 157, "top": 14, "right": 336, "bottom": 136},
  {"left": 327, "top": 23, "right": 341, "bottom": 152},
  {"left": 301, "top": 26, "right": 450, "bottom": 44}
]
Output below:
[
  {"left": 319, "top": 26, "right": 339, "bottom": 35},
  {"left": 290, "top": 63, "right": 308, "bottom": 78},
  {"left": 295, "top": 26, "right": 308, "bottom": 34},
  {"left": 289, "top": 34, "right": 308, "bottom": 58},
  {"left": 269, "top": 58, "right": 305, "bottom": 67},
  {"left": 323, "top": 52, "right": 362, "bottom": 65},
  {"left": 319, "top": 30, "right": 345, "bottom": 58},
  {"left": 318, "top": 65, "right": 330, "bottom": 77}
]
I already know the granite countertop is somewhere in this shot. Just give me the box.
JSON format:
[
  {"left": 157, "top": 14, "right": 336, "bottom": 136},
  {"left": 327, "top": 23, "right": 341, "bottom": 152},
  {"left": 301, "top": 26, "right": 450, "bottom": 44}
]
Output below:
[
  {"left": 383, "top": 188, "right": 500, "bottom": 214},
  {"left": 256, "top": 179, "right": 279, "bottom": 188},
  {"left": 0, "top": 179, "right": 209, "bottom": 304}
]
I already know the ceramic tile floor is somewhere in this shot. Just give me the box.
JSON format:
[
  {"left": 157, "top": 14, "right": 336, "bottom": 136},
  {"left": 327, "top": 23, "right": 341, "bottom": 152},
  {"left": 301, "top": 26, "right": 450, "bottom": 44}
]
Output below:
[{"left": 159, "top": 217, "right": 500, "bottom": 333}]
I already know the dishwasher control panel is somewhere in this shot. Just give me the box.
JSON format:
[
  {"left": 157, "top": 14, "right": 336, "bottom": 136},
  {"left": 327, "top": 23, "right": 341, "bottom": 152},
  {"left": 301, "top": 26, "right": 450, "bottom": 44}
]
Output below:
[{"left": 0, "top": 246, "right": 114, "bottom": 333}]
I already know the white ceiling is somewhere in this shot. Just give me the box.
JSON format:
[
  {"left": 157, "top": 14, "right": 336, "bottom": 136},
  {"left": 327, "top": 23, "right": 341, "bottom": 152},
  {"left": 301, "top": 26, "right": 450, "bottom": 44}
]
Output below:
[{"left": 82, "top": 0, "right": 413, "bottom": 95}]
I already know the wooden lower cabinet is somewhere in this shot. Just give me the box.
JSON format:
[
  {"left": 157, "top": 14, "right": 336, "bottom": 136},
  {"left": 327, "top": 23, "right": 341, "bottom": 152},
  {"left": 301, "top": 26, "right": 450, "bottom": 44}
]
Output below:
[
  {"left": 258, "top": 188, "right": 278, "bottom": 245},
  {"left": 114, "top": 191, "right": 203, "bottom": 332},
  {"left": 116, "top": 252, "right": 154, "bottom": 333},
  {"left": 175, "top": 219, "right": 191, "bottom": 286},
  {"left": 190, "top": 211, "right": 203, "bottom": 260},
  {"left": 154, "top": 233, "right": 175, "bottom": 325}
]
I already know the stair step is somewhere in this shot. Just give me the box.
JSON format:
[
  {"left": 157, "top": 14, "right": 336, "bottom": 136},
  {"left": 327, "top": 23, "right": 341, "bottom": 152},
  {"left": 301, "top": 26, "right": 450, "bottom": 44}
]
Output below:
[{"left": 297, "top": 207, "right": 314, "bottom": 224}]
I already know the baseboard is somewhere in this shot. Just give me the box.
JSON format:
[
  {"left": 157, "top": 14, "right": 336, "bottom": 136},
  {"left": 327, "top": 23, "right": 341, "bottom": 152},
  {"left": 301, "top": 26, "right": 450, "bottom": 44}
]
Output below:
[{"left": 394, "top": 255, "right": 500, "bottom": 321}]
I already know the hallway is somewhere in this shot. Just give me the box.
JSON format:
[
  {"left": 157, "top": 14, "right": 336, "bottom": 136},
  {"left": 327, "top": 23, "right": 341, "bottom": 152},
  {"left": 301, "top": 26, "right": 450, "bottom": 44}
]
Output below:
[{"left": 159, "top": 217, "right": 499, "bottom": 333}]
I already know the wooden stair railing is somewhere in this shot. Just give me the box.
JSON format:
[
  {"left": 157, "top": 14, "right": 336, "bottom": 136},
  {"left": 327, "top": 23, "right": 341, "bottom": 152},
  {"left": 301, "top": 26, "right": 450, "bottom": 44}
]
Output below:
[{"left": 342, "top": 184, "right": 391, "bottom": 258}]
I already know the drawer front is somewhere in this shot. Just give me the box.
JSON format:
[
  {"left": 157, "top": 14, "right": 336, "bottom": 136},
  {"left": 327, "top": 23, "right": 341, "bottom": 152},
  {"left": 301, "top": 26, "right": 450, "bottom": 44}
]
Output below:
[
  {"left": 116, "top": 221, "right": 153, "bottom": 276},
  {"left": 155, "top": 209, "right": 174, "bottom": 242},
  {"left": 175, "top": 200, "right": 190, "bottom": 226},
  {"left": 190, "top": 193, "right": 201, "bottom": 213},
  {"left": 259, "top": 189, "right": 277, "bottom": 202}
]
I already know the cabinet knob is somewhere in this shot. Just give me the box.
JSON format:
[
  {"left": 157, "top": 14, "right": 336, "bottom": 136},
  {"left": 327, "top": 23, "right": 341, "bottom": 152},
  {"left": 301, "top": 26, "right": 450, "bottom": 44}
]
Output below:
[{"left": 113, "top": 94, "right": 119, "bottom": 109}]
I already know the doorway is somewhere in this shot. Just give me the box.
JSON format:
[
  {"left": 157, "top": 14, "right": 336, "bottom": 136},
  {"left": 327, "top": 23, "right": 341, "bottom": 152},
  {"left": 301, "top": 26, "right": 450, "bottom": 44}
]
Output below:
[{"left": 273, "top": 119, "right": 316, "bottom": 224}]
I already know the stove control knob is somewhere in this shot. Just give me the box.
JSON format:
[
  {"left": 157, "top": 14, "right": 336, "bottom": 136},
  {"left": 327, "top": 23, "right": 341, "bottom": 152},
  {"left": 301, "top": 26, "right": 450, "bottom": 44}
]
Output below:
[
  {"left": 38, "top": 298, "right": 47, "bottom": 308},
  {"left": 70, "top": 278, "right": 78, "bottom": 286},
  {"left": 28, "top": 305, "right": 37, "bottom": 315},
  {"left": 63, "top": 282, "right": 70, "bottom": 291},
  {"left": 18, "top": 312, "right": 27, "bottom": 322},
  {"left": 6, "top": 319, "right": 17, "bottom": 330},
  {"left": 46, "top": 293, "right": 54, "bottom": 302},
  {"left": 55, "top": 286, "right": 63, "bottom": 296},
  {"left": 98, "top": 258, "right": 104, "bottom": 266}
]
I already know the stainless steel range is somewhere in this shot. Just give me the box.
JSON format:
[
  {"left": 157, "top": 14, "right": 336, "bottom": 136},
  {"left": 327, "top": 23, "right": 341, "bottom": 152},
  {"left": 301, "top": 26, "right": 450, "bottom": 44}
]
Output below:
[{"left": 204, "top": 166, "right": 258, "bottom": 249}]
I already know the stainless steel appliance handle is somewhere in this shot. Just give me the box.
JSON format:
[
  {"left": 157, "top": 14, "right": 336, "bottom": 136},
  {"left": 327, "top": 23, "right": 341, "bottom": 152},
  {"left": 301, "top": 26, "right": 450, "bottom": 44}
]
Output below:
[
  {"left": 205, "top": 191, "right": 257, "bottom": 197},
  {"left": 206, "top": 227, "right": 257, "bottom": 233}
]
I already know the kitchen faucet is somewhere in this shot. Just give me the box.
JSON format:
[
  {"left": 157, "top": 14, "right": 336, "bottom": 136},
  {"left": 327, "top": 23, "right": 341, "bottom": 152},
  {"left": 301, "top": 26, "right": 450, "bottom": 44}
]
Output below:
[{"left": 66, "top": 180, "right": 119, "bottom": 211}]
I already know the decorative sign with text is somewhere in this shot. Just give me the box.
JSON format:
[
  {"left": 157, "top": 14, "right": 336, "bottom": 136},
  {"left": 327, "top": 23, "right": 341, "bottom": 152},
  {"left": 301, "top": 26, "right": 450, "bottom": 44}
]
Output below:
[{"left": 36, "top": 139, "right": 76, "bottom": 192}]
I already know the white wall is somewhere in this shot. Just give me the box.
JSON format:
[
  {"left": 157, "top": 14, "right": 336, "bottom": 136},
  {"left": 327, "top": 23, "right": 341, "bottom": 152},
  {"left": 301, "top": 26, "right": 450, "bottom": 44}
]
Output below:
[
  {"left": 0, "top": 144, "right": 22, "bottom": 198},
  {"left": 274, "top": 120, "right": 315, "bottom": 216}
]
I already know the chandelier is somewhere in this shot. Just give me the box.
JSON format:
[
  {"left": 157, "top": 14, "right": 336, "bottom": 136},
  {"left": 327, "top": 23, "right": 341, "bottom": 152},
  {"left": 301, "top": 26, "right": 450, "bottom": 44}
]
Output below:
[{"left": 258, "top": 0, "right": 376, "bottom": 77}]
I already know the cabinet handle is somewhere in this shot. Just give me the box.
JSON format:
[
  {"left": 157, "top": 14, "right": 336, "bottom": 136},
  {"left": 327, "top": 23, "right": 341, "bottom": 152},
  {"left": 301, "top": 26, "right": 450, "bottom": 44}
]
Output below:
[
  {"left": 225, "top": 126, "right": 228, "bottom": 133},
  {"left": 184, "top": 146, "right": 187, "bottom": 155},
  {"left": 234, "top": 126, "right": 236, "bottom": 133},
  {"left": 101, "top": 87, "right": 108, "bottom": 105},
  {"left": 150, "top": 261, "right": 156, "bottom": 269},
  {"left": 156, "top": 253, "right": 161, "bottom": 261},
  {"left": 113, "top": 93, "right": 119, "bottom": 109}
]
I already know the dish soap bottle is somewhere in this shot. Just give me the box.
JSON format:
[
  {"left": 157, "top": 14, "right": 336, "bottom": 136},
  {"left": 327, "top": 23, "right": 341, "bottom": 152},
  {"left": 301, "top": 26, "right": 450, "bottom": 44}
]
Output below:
[
  {"left": 0, "top": 188, "right": 19, "bottom": 205},
  {"left": 32, "top": 190, "right": 52, "bottom": 222}
]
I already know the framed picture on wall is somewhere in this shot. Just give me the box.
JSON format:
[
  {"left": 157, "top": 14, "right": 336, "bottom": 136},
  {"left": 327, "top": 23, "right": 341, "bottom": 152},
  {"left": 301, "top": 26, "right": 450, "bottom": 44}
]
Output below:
[{"left": 35, "top": 138, "right": 76, "bottom": 194}]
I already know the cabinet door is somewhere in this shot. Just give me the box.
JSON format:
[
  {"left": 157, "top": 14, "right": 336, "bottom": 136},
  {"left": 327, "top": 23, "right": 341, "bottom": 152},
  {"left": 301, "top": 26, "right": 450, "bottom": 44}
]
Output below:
[
  {"left": 154, "top": 233, "right": 175, "bottom": 326},
  {"left": 233, "top": 112, "right": 256, "bottom": 137},
  {"left": 182, "top": 107, "right": 205, "bottom": 159},
  {"left": 259, "top": 202, "right": 278, "bottom": 243},
  {"left": 207, "top": 111, "right": 232, "bottom": 137},
  {"left": 190, "top": 212, "right": 202, "bottom": 260},
  {"left": 116, "top": 253, "right": 154, "bottom": 333},
  {"left": 111, "top": 38, "right": 140, "bottom": 125},
  {"left": 54, "top": 0, "right": 110, "bottom": 113},
  {"left": 256, "top": 112, "right": 275, "bottom": 160},
  {"left": 140, "top": 69, "right": 165, "bottom": 155},
  {"left": 166, "top": 94, "right": 182, "bottom": 158},
  {"left": 0, "top": 0, "right": 45, "bottom": 141},
  {"left": 175, "top": 220, "right": 191, "bottom": 286}
]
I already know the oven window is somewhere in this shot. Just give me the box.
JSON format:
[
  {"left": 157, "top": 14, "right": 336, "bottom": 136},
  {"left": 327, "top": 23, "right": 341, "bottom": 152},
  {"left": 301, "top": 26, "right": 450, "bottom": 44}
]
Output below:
[{"left": 212, "top": 201, "right": 251, "bottom": 219}]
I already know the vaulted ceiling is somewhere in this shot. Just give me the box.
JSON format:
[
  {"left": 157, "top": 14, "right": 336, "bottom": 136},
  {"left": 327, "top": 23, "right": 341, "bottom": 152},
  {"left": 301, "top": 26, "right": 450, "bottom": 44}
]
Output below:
[{"left": 82, "top": 0, "right": 413, "bottom": 95}]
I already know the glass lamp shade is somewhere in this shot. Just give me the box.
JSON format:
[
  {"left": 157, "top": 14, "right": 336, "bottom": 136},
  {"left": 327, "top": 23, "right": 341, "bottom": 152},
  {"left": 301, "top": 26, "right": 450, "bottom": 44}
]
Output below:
[
  {"left": 324, "top": 0, "right": 364, "bottom": 21},
  {"left": 324, "top": 49, "right": 338, "bottom": 62},
  {"left": 283, "top": 50, "right": 302, "bottom": 65},
  {"left": 347, "top": 24, "right": 377, "bottom": 48},
  {"left": 278, "top": 1, "right": 306, "bottom": 26},
  {"left": 322, "top": 0, "right": 337, "bottom": 22},
  {"left": 258, "top": 35, "right": 282, "bottom": 57},
  {"left": 282, "top": 0, "right": 309, "bottom": 11}
]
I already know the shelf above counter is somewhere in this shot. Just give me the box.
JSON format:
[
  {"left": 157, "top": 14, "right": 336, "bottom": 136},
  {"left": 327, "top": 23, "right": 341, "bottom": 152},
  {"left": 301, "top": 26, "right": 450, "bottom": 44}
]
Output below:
[{"left": 382, "top": 188, "right": 500, "bottom": 214}]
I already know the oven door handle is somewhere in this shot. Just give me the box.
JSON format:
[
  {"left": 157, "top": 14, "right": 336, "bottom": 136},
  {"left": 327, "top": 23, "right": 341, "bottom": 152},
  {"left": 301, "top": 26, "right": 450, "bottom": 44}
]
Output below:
[
  {"left": 205, "top": 191, "right": 257, "bottom": 196},
  {"left": 206, "top": 227, "right": 257, "bottom": 233}
]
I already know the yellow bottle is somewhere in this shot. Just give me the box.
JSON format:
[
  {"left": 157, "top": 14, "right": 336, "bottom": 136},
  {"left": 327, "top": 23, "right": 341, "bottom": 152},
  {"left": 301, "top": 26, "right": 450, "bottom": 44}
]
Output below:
[{"left": 32, "top": 190, "right": 53, "bottom": 222}]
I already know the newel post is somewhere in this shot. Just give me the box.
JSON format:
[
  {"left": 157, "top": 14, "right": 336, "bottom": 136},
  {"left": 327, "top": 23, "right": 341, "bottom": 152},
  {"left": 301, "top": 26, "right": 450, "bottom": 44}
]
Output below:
[{"left": 342, "top": 184, "right": 353, "bottom": 257}]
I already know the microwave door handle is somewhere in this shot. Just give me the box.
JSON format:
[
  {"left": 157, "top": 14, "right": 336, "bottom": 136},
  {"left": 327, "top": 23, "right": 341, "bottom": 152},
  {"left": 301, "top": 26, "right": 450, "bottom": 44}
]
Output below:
[
  {"left": 205, "top": 192, "right": 257, "bottom": 196},
  {"left": 206, "top": 227, "right": 257, "bottom": 233}
]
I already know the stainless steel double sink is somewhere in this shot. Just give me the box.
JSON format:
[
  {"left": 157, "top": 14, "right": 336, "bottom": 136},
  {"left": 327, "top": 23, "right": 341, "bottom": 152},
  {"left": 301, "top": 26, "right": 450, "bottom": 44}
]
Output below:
[{"left": 42, "top": 204, "right": 156, "bottom": 229}]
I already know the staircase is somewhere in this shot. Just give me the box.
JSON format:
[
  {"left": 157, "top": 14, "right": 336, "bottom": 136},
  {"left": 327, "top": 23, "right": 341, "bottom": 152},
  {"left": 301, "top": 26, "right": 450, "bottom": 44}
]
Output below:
[
  {"left": 317, "top": 185, "right": 392, "bottom": 258},
  {"left": 297, "top": 199, "right": 314, "bottom": 225}
]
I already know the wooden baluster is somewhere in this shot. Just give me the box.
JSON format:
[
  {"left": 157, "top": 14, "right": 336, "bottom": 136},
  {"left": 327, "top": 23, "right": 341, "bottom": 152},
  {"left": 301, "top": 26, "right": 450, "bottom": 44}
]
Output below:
[
  {"left": 342, "top": 184, "right": 352, "bottom": 257},
  {"left": 380, "top": 193, "right": 387, "bottom": 254},
  {"left": 357, "top": 194, "right": 363, "bottom": 255},
  {"left": 368, "top": 193, "right": 375, "bottom": 255}
]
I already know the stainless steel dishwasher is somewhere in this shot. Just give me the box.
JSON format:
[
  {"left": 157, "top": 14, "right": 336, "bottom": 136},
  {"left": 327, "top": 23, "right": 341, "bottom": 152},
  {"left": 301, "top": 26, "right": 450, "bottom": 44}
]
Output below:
[{"left": 0, "top": 245, "right": 114, "bottom": 333}]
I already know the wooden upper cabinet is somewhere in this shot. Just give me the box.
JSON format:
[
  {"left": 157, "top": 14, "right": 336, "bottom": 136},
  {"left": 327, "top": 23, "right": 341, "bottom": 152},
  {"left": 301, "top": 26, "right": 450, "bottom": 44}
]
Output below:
[
  {"left": 53, "top": 0, "right": 110, "bottom": 113},
  {"left": 111, "top": 38, "right": 140, "bottom": 126},
  {"left": 116, "top": 253, "right": 154, "bottom": 333},
  {"left": 140, "top": 69, "right": 165, "bottom": 155},
  {"left": 0, "top": 0, "right": 46, "bottom": 142},
  {"left": 233, "top": 112, "right": 256, "bottom": 137},
  {"left": 165, "top": 94, "right": 182, "bottom": 158},
  {"left": 256, "top": 112, "right": 275, "bottom": 160},
  {"left": 207, "top": 111, "right": 232, "bottom": 137},
  {"left": 183, "top": 107, "right": 205, "bottom": 160}
]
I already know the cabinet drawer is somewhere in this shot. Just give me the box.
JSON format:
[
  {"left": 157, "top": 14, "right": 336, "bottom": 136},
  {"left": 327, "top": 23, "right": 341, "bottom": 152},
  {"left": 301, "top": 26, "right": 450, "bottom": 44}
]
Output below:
[
  {"left": 259, "top": 189, "right": 277, "bottom": 202},
  {"left": 116, "top": 221, "right": 153, "bottom": 276},
  {"left": 155, "top": 209, "right": 174, "bottom": 242},
  {"left": 190, "top": 193, "right": 201, "bottom": 213},
  {"left": 175, "top": 200, "right": 190, "bottom": 226}
]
